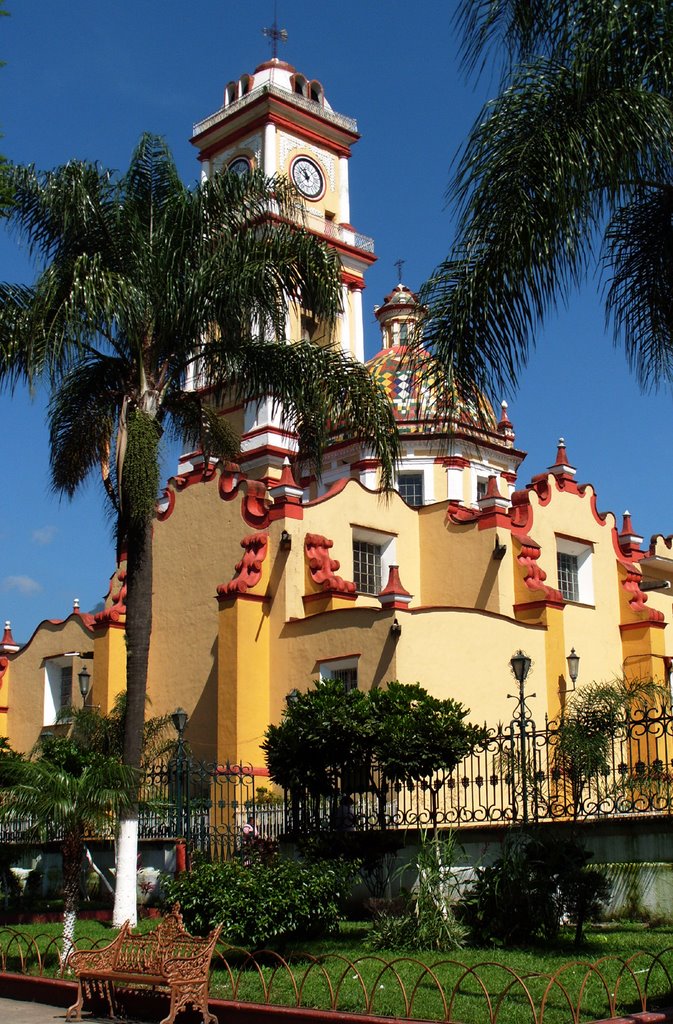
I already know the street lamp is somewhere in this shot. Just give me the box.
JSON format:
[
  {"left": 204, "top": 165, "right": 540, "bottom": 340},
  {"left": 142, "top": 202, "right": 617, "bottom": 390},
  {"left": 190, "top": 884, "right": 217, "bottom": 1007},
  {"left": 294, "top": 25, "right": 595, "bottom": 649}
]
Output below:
[
  {"left": 509, "top": 650, "right": 534, "bottom": 824},
  {"left": 566, "top": 648, "right": 580, "bottom": 691},
  {"left": 78, "top": 665, "right": 92, "bottom": 707},
  {"left": 171, "top": 708, "right": 189, "bottom": 843}
]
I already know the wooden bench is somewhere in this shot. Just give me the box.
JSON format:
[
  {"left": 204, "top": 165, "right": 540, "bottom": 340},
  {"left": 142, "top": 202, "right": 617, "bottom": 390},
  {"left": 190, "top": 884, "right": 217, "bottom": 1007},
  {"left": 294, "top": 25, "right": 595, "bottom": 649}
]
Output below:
[{"left": 66, "top": 904, "right": 222, "bottom": 1024}]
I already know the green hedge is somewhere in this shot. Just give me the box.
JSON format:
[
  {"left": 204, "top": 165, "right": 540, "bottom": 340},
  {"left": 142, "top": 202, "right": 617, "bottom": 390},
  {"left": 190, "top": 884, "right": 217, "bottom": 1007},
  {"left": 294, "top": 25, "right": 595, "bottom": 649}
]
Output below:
[{"left": 163, "top": 856, "right": 356, "bottom": 948}]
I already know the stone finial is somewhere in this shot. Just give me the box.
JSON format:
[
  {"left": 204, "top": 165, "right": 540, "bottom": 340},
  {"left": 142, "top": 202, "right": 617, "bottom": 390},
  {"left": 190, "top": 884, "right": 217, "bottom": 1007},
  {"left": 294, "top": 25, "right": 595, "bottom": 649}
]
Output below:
[
  {"left": 548, "top": 437, "right": 576, "bottom": 478},
  {"left": 378, "top": 565, "right": 413, "bottom": 610}
]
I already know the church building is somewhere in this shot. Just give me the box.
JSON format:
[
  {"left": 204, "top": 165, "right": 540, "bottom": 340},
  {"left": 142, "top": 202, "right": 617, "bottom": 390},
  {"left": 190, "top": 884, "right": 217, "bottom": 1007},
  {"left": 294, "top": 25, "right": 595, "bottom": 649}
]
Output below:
[{"left": 2, "top": 56, "right": 672, "bottom": 777}]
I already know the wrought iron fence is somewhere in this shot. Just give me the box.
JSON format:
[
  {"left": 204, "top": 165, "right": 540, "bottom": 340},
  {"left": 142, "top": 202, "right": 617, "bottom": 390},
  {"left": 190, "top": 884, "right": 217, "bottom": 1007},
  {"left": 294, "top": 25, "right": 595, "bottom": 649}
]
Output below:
[
  {"left": 138, "top": 759, "right": 285, "bottom": 859},
  {"left": 283, "top": 705, "right": 673, "bottom": 834},
  {"left": 4, "top": 706, "right": 673, "bottom": 857}
]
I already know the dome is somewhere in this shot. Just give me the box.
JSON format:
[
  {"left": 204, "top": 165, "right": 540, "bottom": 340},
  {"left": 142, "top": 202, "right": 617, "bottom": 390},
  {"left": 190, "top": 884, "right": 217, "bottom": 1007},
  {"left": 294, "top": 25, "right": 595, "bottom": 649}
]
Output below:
[{"left": 369, "top": 281, "right": 496, "bottom": 433}]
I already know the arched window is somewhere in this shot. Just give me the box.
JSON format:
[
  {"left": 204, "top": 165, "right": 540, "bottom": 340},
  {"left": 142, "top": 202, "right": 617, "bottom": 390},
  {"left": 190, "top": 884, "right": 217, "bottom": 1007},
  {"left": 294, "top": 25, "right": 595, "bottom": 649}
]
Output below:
[
  {"left": 224, "top": 82, "right": 237, "bottom": 107},
  {"left": 239, "top": 74, "right": 252, "bottom": 97},
  {"left": 309, "top": 80, "right": 324, "bottom": 104},
  {"left": 292, "top": 74, "right": 308, "bottom": 97}
]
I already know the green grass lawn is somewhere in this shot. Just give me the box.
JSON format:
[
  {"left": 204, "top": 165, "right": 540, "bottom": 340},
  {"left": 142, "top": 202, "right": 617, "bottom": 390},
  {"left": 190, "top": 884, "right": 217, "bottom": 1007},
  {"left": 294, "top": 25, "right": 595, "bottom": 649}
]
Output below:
[{"left": 2, "top": 918, "right": 673, "bottom": 1024}]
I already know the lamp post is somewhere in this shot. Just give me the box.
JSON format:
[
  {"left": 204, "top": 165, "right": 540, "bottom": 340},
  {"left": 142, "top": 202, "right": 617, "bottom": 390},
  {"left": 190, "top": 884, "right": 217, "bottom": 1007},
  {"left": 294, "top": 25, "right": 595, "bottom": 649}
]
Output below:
[
  {"left": 509, "top": 650, "right": 533, "bottom": 824},
  {"left": 78, "top": 665, "right": 91, "bottom": 707},
  {"left": 171, "top": 708, "right": 189, "bottom": 844}
]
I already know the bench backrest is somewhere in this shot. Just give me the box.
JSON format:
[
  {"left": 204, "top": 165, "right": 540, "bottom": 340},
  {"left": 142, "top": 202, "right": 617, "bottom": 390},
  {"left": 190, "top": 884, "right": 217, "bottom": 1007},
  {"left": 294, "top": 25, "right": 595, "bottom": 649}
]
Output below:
[{"left": 112, "top": 904, "right": 220, "bottom": 976}]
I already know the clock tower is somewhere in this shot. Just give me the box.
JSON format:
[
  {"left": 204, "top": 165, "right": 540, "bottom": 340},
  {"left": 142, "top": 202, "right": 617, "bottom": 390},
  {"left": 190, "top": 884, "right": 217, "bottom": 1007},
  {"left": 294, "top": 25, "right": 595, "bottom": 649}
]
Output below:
[
  {"left": 189, "top": 57, "right": 376, "bottom": 480},
  {"left": 191, "top": 57, "right": 374, "bottom": 363}
]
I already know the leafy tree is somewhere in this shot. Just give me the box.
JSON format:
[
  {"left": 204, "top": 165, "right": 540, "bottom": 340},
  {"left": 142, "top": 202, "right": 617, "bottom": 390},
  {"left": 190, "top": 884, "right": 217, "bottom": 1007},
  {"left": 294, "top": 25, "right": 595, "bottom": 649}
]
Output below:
[
  {"left": 263, "top": 679, "right": 486, "bottom": 828},
  {"left": 0, "top": 736, "right": 135, "bottom": 964},
  {"left": 420, "top": 1, "right": 673, "bottom": 404},
  {"left": 0, "top": 135, "right": 399, "bottom": 926}
]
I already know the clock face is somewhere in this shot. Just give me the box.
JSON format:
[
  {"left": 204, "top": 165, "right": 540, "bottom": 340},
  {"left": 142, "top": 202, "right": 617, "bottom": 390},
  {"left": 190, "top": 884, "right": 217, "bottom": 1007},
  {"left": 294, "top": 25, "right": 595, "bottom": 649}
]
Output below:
[
  {"left": 291, "top": 156, "right": 325, "bottom": 200},
  {"left": 227, "top": 156, "right": 251, "bottom": 177}
]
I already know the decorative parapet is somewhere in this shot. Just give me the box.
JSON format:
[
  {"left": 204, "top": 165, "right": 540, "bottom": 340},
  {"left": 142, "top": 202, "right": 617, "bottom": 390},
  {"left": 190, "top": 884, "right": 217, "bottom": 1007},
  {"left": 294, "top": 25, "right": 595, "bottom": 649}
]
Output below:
[
  {"left": 218, "top": 533, "right": 269, "bottom": 597},
  {"left": 621, "top": 563, "right": 665, "bottom": 624},
  {"left": 305, "top": 534, "right": 356, "bottom": 594},
  {"left": 514, "top": 534, "right": 564, "bottom": 606},
  {"left": 94, "top": 567, "right": 127, "bottom": 627}
]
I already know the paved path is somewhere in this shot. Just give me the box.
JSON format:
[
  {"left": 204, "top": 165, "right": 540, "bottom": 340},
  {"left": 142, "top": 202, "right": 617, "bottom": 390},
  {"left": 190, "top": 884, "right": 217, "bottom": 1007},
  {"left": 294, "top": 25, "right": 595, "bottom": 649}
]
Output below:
[
  {"left": 0, "top": 999, "right": 133, "bottom": 1024},
  {"left": 0, "top": 998, "right": 69, "bottom": 1024}
]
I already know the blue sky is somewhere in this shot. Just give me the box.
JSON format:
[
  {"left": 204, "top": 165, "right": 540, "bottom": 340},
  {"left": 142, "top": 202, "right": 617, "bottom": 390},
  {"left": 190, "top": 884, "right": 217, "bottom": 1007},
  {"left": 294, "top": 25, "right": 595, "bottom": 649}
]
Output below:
[{"left": 1, "top": 1, "right": 672, "bottom": 642}]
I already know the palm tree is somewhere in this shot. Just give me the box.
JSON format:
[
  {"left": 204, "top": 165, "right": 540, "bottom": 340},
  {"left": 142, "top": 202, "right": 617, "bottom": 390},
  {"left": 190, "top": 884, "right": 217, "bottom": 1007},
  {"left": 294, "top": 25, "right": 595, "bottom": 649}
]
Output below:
[
  {"left": 420, "top": 1, "right": 673, "bottom": 403},
  {"left": 0, "top": 133, "right": 399, "bottom": 927},
  {"left": 0, "top": 736, "right": 135, "bottom": 965}
]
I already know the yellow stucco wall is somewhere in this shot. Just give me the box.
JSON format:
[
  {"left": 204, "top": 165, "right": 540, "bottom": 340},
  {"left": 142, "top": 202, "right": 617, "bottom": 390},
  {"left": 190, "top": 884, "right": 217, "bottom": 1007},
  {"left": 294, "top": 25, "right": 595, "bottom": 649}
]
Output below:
[
  {"left": 7, "top": 456, "right": 673, "bottom": 772},
  {"left": 5, "top": 616, "right": 95, "bottom": 754}
]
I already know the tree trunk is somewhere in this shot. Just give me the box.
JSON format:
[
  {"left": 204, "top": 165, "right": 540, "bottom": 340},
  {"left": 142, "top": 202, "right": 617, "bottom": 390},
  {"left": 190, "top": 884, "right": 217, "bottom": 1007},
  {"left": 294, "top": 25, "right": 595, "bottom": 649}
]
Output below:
[
  {"left": 113, "top": 519, "right": 153, "bottom": 929},
  {"left": 61, "top": 832, "right": 83, "bottom": 971}
]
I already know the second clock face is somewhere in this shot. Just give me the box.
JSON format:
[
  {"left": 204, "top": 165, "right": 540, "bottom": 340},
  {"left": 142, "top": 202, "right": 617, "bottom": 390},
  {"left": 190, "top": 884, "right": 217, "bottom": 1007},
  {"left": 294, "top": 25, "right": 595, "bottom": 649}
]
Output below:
[
  {"left": 228, "top": 156, "right": 251, "bottom": 177},
  {"left": 291, "top": 156, "right": 325, "bottom": 200}
]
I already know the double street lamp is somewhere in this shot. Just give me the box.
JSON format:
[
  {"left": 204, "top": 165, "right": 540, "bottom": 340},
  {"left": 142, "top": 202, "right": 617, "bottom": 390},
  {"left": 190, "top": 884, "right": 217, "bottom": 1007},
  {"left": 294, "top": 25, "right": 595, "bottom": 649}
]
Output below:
[{"left": 508, "top": 647, "right": 580, "bottom": 824}]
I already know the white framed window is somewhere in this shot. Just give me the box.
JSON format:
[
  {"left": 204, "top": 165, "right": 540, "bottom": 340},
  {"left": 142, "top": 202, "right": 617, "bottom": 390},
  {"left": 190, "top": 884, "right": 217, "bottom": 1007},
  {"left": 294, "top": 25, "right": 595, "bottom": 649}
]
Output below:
[
  {"left": 476, "top": 477, "right": 489, "bottom": 502},
  {"left": 43, "top": 658, "right": 75, "bottom": 726},
  {"left": 397, "top": 472, "right": 424, "bottom": 507},
  {"left": 320, "top": 656, "right": 359, "bottom": 691},
  {"left": 556, "top": 536, "right": 594, "bottom": 604},
  {"left": 352, "top": 527, "right": 396, "bottom": 596}
]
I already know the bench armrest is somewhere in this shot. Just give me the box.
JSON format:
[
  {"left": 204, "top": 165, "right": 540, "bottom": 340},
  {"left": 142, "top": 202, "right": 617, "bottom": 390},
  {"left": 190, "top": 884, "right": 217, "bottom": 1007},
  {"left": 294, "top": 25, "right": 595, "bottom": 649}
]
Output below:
[{"left": 68, "top": 924, "right": 130, "bottom": 973}]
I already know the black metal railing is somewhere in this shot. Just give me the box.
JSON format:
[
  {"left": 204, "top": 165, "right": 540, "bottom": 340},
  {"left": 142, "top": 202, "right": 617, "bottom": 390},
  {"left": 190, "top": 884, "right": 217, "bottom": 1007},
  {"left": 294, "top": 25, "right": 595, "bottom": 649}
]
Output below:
[
  {"left": 4, "top": 706, "right": 673, "bottom": 857},
  {"left": 283, "top": 704, "right": 673, "bottom": 834}
]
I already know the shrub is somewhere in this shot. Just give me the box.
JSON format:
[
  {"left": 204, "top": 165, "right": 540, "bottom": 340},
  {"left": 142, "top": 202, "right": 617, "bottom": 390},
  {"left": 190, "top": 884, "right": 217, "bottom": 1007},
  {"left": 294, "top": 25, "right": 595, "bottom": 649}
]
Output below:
[
  {"left": 299, "top": 830, "right": 402, "bottom": 898},
  {"left": 163, "top": 855, "right": 356, "bottom": 948},
  {"left": 368, "top": 832, "right": 466, "bottom": 952},
  {"left": 461, "top": 828, "right": 611, "bottom": 947}
]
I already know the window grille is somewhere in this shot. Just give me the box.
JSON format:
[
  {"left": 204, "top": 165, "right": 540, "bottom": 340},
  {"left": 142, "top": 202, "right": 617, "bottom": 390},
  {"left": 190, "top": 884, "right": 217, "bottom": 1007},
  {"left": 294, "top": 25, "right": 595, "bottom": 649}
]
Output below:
[
  {"left": 353, "top": 540, "right": 382, "bottom": 595},
  {"left": 59, "top": 666, "right": 73, "bottom": 710},
  {"left": 398, "top": 473, "right": 424, "bottom": 507},
  {"left": 557, "top": 551, "right": 580, "bottom": 602},
  {"left": 332, "top": 667, "right": 358, "bottom": 692}
]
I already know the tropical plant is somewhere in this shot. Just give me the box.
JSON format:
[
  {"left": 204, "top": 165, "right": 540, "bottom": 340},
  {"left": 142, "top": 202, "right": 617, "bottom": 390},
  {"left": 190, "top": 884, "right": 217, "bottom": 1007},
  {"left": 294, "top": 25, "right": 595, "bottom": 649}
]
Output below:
[
  {"left": 0, "top": 134, "right": 399, "bottom": 926},
  {"left": 368, "top": 831, "right": 467, "bottom": 952},
  {"left": 59, "top": 691, "right": 174, "bottom": 768},
  {"left": 0, "top": 736, "right": 135, "bottom": 964},
  {"left": 552, "top": 678, "right": 664, "bottom": 818},
  {"left": 420, "top": 1, "right": 673, "bottom": 406}
]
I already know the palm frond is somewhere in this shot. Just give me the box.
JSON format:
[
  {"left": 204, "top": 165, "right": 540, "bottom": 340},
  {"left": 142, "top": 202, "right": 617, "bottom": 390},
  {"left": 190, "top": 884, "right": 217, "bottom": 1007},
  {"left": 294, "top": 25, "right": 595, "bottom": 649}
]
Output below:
[
  {"left": 202, "top": 341, "right": 399, "bottom": 489},
  {"left": 162, "top": 392, "right": 240, "bottom": 465},
  {"left": 605, "top": 186, "right": 673, "bottom": 391},
  {"left": 49, "top": 353, "right": 126, "bottom": 499},
  {"left": 422, "top": 44, "right": 673, "bottom": 397}
]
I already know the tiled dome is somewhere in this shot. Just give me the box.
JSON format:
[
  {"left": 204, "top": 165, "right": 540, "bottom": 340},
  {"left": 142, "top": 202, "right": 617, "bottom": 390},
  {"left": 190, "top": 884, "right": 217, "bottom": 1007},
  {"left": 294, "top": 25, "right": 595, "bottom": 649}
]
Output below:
[{"left": 366, "top": 345, "right": 496, "bottom": 433}]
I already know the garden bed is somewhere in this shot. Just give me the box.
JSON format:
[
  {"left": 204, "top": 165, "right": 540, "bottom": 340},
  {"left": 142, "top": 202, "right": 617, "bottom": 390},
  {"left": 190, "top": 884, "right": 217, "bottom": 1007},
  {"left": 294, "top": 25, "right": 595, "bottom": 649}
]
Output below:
[{"left": 2, "top": 919, "right": 673, "bottom": 1024}]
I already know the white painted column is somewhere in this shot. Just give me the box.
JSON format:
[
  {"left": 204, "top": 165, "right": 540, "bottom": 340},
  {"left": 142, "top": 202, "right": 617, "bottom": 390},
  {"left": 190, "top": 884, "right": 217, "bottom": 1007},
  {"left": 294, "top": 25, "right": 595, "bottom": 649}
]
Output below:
[
  {"left": 263, "top": 122, "right": 277, "bottom": 177},
  {"left": 338, "top": 155, "right": 350, "bottom": 223},
  {"left": 340, "top": 283, "right": 351, "bottom": 356},
  {"left": 351, "top": 286, "right": 365, "bottom": 362}
]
